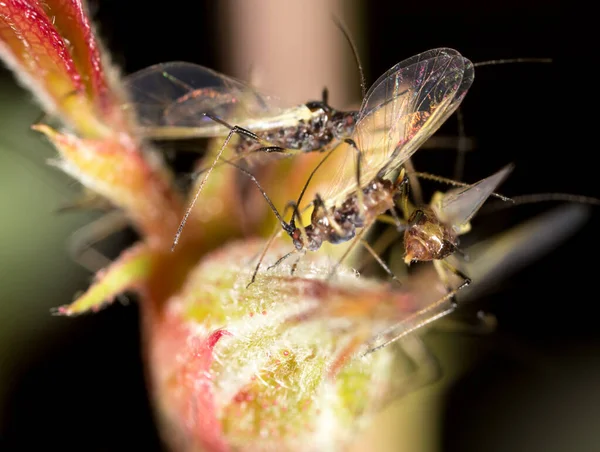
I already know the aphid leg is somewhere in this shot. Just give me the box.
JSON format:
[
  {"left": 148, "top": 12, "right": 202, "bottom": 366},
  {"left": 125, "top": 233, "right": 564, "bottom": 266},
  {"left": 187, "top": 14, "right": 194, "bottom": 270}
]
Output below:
[
  {"left": 327, "top": 220, "right": 373, "bottom": 280},
  {"left": 402, "top": 159, "right": 424, "bottom": 206},
  {"left": 288, "top": 200, "right": 312, "bottom": 252},
  {"left": 67, "top": 210, "right": 129, "bottom": 274},
  {"left": 172, "top": 113, "right": 288, "bottom": 249},
  {"left": 390, "top": 205, "right": 406, "bottom": 231},
  {"left": 454, "top": 245, "right": 470, "bottom": 262},
  {"left": 225, "top": 160, "right": 312, "bottom": 278},
  {"left": 313, "top": 194, "right": 345, "bottom": 236},
  {"left": 433, "top": 311, "right": 498, "bottom": 336},
  {"left": 221, "top": 159, "right": 292, "bottom": 233},
  {"left": 384, "top": 335, "right": 443, "bottom": 401},
  {"left": 453, "top": 106, "right": 468, "bottom": 181},
  {"left": 376, "top": 214, "right": 407, "bottom": 232},
  {"left": 394, "top": 168, "right": 412, "bottom": 221},
  {"left": 433, "top": 259, "right": 472, "bottom": 308},
  {"left": 265, "top": 200, "right": 310, "bottom": 279},
  {"left": 360, "top": 239, "right": 401, "bottom": 285},
  {"left": 204, "top": 112, "right": 286, "bottom": 153},
  {"left": 290, "top": 249, "right": 307, "bottom": 276},
  {"left": 342, "top": 138, "right": 365, "bottom": 217},
  {"left": 247, "top": 201, "right": 301, "bottom": 287},
  {"left": 383, "top": 170, "right": 409, "bottom": 229},
  {"left": 172, "top": 124, "right": 248, "bottom": 250},
  {"left": 267, "top": 249, "right": 298, "bottom": 271},
  {"left": 356, "top": 224, "right": 404, "bottom": 276},
  {"left": 294, "top": 144, "right": 340, "bottom": 210},
  {"left": 253, "top": 147, "right": 342, "bottom": 279},
  {"left": 364, "top": 279, "right": 468, "bottom": 354}
]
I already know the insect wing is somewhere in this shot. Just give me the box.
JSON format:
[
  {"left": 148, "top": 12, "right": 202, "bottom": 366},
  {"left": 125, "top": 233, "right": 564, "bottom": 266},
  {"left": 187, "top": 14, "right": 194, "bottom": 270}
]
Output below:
[
  {"left": 434, "top": 164, "right": 514, "bottom": 230},
  {"left": 359, "top": 48, "right": 475, "bottom": 179},
  {"left": 322, "top": 49, "right": 475, "bottom": 206},
  {"left": 124, "top": 62, "right": 311, "bottom": 140}
]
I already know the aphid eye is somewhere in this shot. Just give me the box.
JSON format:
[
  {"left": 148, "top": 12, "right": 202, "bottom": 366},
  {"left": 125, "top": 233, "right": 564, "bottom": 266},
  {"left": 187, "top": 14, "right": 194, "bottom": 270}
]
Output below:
[
  {"left": 305, "top": 101, "right": 325, "bottom": 113},
  {"left": 410, "top": 209, "right": 425, "bottom": 226},
  {"left": 291, "top": 229, "right": 301, "bottom": 241}
]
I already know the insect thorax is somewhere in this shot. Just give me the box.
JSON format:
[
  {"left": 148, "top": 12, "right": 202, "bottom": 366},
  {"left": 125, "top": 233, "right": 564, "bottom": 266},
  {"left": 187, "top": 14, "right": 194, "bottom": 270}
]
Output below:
[
  {"left": 235, "top": 108, "right": 357, "bottom": 154},
  {"left": 294, "top": 178, "right": 396, "bottom": 252},
  {"left": 404, "top": 207, "right": 458, "bottom": 262}
]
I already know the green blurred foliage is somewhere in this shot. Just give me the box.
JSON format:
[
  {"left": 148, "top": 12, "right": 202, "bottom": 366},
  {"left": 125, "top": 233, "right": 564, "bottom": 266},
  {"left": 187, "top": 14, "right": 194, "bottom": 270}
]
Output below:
[{"left": 0, "top": 75, "right": 100, "bottom": 423}]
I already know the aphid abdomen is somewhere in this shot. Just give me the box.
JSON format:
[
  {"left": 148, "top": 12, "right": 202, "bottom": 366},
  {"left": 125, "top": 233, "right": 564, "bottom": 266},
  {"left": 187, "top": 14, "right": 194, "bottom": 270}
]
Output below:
[
  {"left": 326, "top": 226, "right": 356, "bottom": 245},
  {"left": 233, "top": 108, "right": 348, "bottom": 155},
  {"left": 359, "top": 179, "right": 397, "bottom": 223}
]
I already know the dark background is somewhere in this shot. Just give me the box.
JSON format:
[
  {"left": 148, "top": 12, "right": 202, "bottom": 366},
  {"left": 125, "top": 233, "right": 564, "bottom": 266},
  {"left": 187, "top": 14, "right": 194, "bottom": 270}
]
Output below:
[{"left": 2, "top": 1, "right": 592, "bottom": 451}]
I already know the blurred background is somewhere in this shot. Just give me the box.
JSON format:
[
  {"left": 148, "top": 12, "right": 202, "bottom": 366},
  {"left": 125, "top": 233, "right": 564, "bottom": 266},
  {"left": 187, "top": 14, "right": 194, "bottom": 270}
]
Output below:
[{"left": 2, "top": 1, "right": 592, "bottom": 451}]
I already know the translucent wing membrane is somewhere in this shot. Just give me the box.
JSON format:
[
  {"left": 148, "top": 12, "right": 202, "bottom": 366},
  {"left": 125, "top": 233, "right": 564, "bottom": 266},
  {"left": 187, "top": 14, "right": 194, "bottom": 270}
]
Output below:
[
  {"left": 434, "top": 164, "right": 514, "bottom": 230},
  {"left": 322, "top": 48, "right": 475, "bottom": 206},
  {"left": 124, "top": 62, "right": 313, "bottom": 140}
]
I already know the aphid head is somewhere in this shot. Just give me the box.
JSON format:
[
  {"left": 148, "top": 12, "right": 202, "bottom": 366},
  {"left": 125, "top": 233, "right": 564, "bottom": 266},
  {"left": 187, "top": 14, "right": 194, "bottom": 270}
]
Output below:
[
  {"left": 290, "top": 225, "right": 321, "bottom": 251},
  {"left": 331, "top": 111, "right": 359, "bottom": 139},
  {"left": 290, "top": 227, "right": 305, "bottom": 250},
  {"left": 305, "top": 101, "right": 333, "bottom": 116},
  {"left": 403, "top": 208, "right": 457, "bottom": 264}
]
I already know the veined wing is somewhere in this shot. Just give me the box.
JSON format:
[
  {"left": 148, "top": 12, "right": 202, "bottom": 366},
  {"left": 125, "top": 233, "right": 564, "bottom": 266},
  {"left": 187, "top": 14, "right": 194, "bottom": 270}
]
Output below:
[
  {"left": 322, "top": 49, "right": 475, "bottom": 207},
  {"left": 432, "top": 164, "right": 514, "bottom": 232},
  {"left": 124, "top": 62, "right": 314, "bottom": 140}
]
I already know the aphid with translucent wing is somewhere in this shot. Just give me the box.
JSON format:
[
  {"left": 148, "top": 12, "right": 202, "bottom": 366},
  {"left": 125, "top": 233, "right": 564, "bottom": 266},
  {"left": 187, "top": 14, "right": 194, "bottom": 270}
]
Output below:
[
  {"left": 125, "top": 62, "right": 360, "bottom": 247},
  {"left": 390, "top": 165, "right": 515, "bottom": 306},
  {"left": 124, "top": 47, "right": 544, "bottom": 250},
  {"left": 404, "top": 165, "right": 514, "bottom": 264},
  {"left": 234, "top": 48, "right": 475, "bottom": 285},
  {"left": 125, "top": 62, "right": 358, "bottom": 152}
]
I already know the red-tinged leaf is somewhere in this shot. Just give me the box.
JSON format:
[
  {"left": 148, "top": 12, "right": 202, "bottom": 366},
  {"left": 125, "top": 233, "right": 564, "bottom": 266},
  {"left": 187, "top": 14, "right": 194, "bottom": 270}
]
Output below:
[
  {"left": 173, "top": 329, "right": 232, "bottom": 452},
  {"left": 34, "top": 124, "right": 183, "bottom": 246},
  {"left": 0, "top": 0, "right": 107, "bottom": 137},
  {"left": 56, "top": 242, "right": 154, "bottom": 316},
  {"left": 39, "top": 0, "right": 108, "bottom": 109},
  {"left": 38, "top": 0, "right": 131, "bottom": 126}
]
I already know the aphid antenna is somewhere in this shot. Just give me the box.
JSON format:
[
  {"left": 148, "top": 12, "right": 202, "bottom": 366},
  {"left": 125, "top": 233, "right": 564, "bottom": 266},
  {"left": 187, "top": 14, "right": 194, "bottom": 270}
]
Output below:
[
  {"left": 186, "top": 145, "right": 296, "bottom": 183},
  {"left": 454, "top": 57, "right": 552, "bottom": 180},
  {"left": 481, "top": 193, "right": 600, "bottom": 215},
  {"left": 244, "top": 148, "right": 343, "bottom": 288},
  {"left": 244, "top": 140, "right": 370, "bottom": 285},
  {"left": 291, "top": 141, "right": 343, "bottom": 222},
  {"left": 221, "top": 158, "right": 294, "bottom": 235},
  {"left": 331, "top": 14, "right": 367, "bottom": 99},
  {"left": 473, "top": 58, "right": 552, "bottom": 68},
  {"left": 171, "top": 113, "right": 286, "bottom": 250},
  {"left": 434, "top": 259, "right": 472, "bottom": 308},
  {"left": 321, "top": 87, "right": 329, "bottom": 105},
  {"left": 406, "top": 171, "right": 513, "bottom": 202}
]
